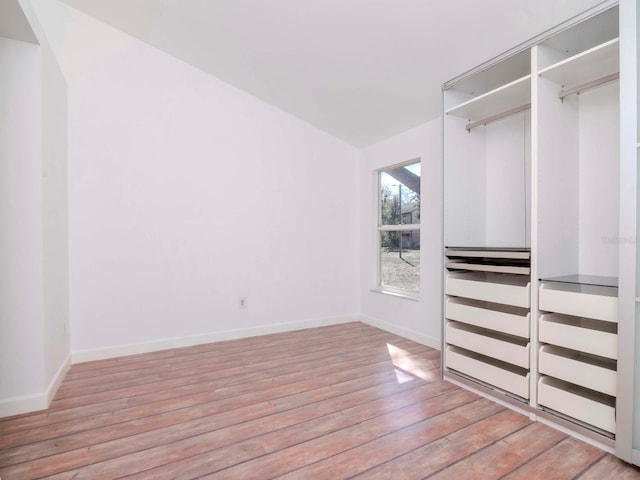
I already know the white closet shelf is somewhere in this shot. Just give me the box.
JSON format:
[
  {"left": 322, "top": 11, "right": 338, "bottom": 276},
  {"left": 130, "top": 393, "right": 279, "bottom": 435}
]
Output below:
[
  {"left": 538, "top": 376, "right": 615, "bottom": 434},
  {"left": 444, "top": 248, "right": 530, "bottom": 260},
  {"left": 445, "top": 75, "right": 531, "bottom": 121},
  {"left": 446, "top": 322, "right": 530, "bottom": 368},
  {"left": 539, "top": 313, "right": 617, "bottom": 360},
  {"left": 446, "top": 272, "right": 530, "bottom": 308},
  {"left": 539, "top": 281, "right": 618, "bottom": 323},
  {"left": 446, "top": 298, "right": 530, "bottom": 338},
  {"left": 446, "top": 346, "right": 530, "bottom": 399},
  {"left": 446, "top": 261, "right": 530, "bottom": 275},
  {"left": 538, "top": 345, "right": 616, "bottom": 396},
  {"left": 538, "top": 38, "right": 619, "bottom": 89}
]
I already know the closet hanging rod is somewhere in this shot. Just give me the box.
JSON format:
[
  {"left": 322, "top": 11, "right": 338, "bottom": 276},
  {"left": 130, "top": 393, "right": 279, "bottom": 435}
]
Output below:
[
  {"left": 466, "top": 104, "right": 531, "bottom": 132},
  {"left": 558, "top": 72, "right": 619, "bottom": 100}
]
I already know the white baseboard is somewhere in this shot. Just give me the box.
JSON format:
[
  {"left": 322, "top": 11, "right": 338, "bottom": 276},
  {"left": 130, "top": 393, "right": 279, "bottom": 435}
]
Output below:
[
  {"left": 0, "top": 392, "right": 48, "bottom": 419},
  {"left": 47, "top": 354, "right": 71, "bottom": 404},
  {"left": 0, "top": 353, "right": 71, "bottom": 419},
  {"left": 72, "top": 315, "right": 359, "bottom": 364},
  {"left": 360, "top": 314, "right": 440, "bottom": 350}
]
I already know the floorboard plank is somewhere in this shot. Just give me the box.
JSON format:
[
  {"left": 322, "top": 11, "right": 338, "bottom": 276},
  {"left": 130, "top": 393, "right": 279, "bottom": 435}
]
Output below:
[
  {"left": 276, "top": 398, "right": 508, "bottom": 479},
  {"left": 350, "top": 409, "right": 532, "bottom": 480},
  {"left": 578, "top": 453, "right": 640, "bottom": 479},
  {"left": 426, "top": 421, "right": 567, "bottom": 479},
  {"left": 500, "top": 438, "right": 606, "bottom": 479},
  {"left": 195, "top": 389, "right": 481, "bottom": 479}
]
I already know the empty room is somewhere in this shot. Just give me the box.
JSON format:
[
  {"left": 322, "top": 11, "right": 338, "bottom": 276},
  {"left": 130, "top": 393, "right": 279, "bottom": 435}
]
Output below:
[{"left": 2, "top": 0, "right": 640, "bottom": 478}]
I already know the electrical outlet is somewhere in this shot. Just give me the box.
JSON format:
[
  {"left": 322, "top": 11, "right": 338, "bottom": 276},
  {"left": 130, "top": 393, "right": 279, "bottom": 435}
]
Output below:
[{"left": 239, "top": 297, "right": 247, "bottom": 309}]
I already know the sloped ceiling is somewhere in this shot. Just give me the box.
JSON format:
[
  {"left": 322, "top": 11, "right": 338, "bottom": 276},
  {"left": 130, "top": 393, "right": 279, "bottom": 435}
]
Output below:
[
  {"left": 59, "top": 0, "right": 606, "bottom": 147},
  {"left": 0, "top": 0, "right": 38, "bottom": 44}
]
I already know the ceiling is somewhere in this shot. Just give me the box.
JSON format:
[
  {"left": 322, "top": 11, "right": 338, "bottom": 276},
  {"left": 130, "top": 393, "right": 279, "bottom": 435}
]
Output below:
[
  {"left": 0, "top": 0, "right": 38, "bottom": 44},
  {"left": 50, "top": 1, "right": 606, "bottom": 146}
]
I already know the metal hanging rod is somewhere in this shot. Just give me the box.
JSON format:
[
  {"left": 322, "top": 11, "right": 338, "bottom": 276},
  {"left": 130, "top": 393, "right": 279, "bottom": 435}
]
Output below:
[
  {"left": 466, "top": 104, "right": 531, "bottom": 132},
  {"left": 558, "top": 72, "right": 619, "bottom": 100}
]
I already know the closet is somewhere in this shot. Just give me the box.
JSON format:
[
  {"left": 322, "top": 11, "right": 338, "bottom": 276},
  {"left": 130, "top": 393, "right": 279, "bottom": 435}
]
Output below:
[
  {"left": 443, "top": 0, "right": 639, "bottom": 461},
  {"left": 535, "top": 6, "right": 619, "bottom": 437}
]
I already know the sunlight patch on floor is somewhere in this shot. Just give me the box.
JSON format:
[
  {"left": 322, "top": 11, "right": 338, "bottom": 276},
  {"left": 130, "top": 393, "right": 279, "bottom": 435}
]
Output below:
[{"left": 387, "top": 343, "right": 438, "bottom": 383}]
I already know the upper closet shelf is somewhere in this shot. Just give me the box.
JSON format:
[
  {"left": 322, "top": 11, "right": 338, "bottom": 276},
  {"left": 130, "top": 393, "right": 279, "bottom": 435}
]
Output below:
[
  {"left": 445, "top": 248, "right": 530, "bottom": 260},
  {"left": 445, "top": 75, "right": 531, "bottom": 122},
  {"left": 538, "top": 38, "right": 619, "bottom": 90}
]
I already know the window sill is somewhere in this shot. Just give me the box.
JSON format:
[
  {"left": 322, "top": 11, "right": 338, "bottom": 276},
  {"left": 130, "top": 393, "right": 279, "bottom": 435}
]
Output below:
[{"left": 370, "top": 288, "right": 420, "bottom": 302}]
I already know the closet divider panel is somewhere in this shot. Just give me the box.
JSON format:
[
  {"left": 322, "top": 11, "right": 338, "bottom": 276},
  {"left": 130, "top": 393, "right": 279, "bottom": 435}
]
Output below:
[{"left": 630, "top": 0, "right": 640, "bottom": 463}]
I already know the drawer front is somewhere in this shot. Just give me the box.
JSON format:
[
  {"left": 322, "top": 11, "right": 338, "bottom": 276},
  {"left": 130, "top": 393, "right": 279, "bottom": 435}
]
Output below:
[
  {"left": 447, "top": 322, "right": 529, "bottom": 368},
  {"left": 446, "top": 298, "right": 530, "bottom": 338},
  {"left": 539, "top": 287, "right": 617, "bottom": 323},
  {"left": 538, "top": 346, "right": 616, "bottom": 396},
  {"left": 446, "top": 347, "right": 529, "bottom": 399},
  {"left": 446, "top": 277, "right": 530, "bottom": 308},
  {"left": 538, "top": 377, "right": 615, "bottom": 434},
  {"left": 539, "top": 315, "right": 617, "bottom": 360}
]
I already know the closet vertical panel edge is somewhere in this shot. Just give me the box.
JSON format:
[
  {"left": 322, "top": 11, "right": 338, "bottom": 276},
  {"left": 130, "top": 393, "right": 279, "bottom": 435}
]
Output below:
[
  {"left": 529, "top": 45, "right": 541, "bottom": 413},
  {"left": 440, "top": 85, "right": 447, "bottom": 378},
  {"left": 616, "top": 0, "right": 638, "bottom": 464}
]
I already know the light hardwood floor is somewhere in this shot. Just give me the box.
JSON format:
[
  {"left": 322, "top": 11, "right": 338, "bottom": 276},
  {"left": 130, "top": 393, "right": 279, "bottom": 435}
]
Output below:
[{"left": 1, "top": 322, "right": 639, "bottom": 479}]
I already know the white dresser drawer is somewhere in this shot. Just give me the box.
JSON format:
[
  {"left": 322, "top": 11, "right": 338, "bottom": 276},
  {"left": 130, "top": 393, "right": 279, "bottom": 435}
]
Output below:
[
  {"left": 446, "top": 346, "right": 529, "bottom": 399},
  {"left": 445, "top": 298, "right": 530, "bottom": 338},
  {"left": 538, "top": 376, "right": 615, "bottom": 434},
  {"left": 538, "top": 345, "right": 616, "bottom": 396},
  {"left": 539, "top": 282, "right": 617, "bottom": 323},
  {"left": 539, "top": 313, "right": 617, "bottom": 360},
  {"left": 446, "top": 272, "right": 530, "bottom": 308},
  {"left": 447, "top": 322, "right": 529, "bottom": 368}
]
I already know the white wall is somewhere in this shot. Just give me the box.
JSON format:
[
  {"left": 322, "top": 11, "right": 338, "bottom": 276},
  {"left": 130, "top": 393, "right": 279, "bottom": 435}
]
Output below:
[
  {"left": 0, "top": 37, "right": 46, "bottom": 407},
  {"left": 578, "top": 82, "right": 620, "bottom": 277},
  {"left": 443, "top": 115, "right": 486, "bottom": 247},
  {"left": 41, "top": 39, "right": 70, "bottom": 385},
  {"left": 30, "top": 0, "right": 360, "bottom": 359},
  {"left": 485, "top": 112, "right": 531, "bottom": 248},
  {"left": 359, "top": 119, "right": 442, "bottom": 348}
]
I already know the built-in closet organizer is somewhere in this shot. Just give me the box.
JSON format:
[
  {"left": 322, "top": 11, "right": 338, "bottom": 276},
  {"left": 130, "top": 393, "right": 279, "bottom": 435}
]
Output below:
[
  {"left": 443, "top": 1, "right": 625, "bottom": 451},
  {"left": 445, "top": 249, "right": 531, "bottom": 400},
  {"left": 443, "top": 24, "right": 533, "bottom": 405},
  {"left": 538, "top": 278, "right": 618, "bottom": 435},
  {"left": 535, "top": 5, "right": 620, "bottom": 438}
]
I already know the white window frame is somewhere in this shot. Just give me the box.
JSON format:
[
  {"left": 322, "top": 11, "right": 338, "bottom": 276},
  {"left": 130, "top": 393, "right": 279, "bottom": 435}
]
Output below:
[{"left": 373, "top": 159, "right": 421, "bottom": 300}]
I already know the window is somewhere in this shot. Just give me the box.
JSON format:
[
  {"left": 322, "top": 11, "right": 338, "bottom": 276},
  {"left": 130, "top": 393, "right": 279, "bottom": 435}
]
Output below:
[{"left": 377, "top": 160, "right": 421, "bottom": 294}]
